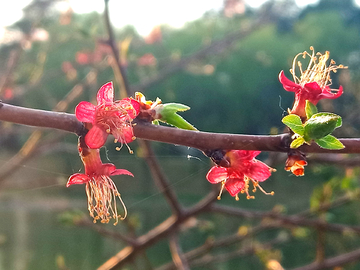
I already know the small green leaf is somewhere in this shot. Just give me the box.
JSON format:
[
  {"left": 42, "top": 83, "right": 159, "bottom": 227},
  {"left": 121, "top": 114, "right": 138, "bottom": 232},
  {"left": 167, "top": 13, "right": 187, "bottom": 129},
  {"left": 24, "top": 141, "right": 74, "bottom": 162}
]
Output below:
[
  {"left": 162, "top": 103, "right": 190, "bottom": 112},
  {"left": 315, "top": 134, "right": 345, "bottom": 150},
  {"left": 159, "top": 103, "right": 196, "bottom": 130},
  {"left": 290, "top": 136, "right": 306, "bottom": 148},
  {"left": 282, "top": 115, "right": 304, "bottom": 136},
  {"left": 304, "top": 113, "right": 341, "bottom": 140},
  {"left": 336, "top": 117, "right": 342, "bottom": 128},
  {"left": 305, "top": 101, "right": 318, "bottom": 119}
]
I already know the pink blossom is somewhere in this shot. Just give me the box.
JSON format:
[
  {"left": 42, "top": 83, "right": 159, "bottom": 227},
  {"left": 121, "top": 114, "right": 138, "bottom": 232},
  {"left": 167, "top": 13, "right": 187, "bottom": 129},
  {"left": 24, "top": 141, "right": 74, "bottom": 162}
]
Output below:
[
  {"left": 206, "top": 150, "right": 274, "bottom": 200},
  {"left": 75, "top": 82, "right": 140, "bottom": 149},
  {"left": 67, "top": 137, "right": 133, "bottom": 224}
]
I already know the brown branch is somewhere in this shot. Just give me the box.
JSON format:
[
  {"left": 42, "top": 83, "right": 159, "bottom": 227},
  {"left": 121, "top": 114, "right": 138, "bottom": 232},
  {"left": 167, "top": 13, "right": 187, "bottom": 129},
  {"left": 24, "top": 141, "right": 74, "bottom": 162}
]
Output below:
[
  {"left": 76, "top": 218, "right": 136, "bottom": 246},
  {"left": 156, "top": 224, "right": 270, "bottom": 270},
  {"left": 169, "top": 233, "right": 189, "bottom": 270},
  {"left": 3, "top": 103, "right": 360, "bottom": 153},
  {"left": 189, "top": 234, "right": 287, "bottom": 268},
  {"left": 138, "top": 140, "right": 183, "bottom": 215},
  {"left": 209, "top": 204, "right": 360, "bottom": 235},
  {"left": 290, "top": 247, "right": 360, "bottom": 270},
  {"left": 97, "top": 191, "right": 217, "bottom": 270},
  {"left": 0, "top": 102, "right": 84, "bottom": 135}
]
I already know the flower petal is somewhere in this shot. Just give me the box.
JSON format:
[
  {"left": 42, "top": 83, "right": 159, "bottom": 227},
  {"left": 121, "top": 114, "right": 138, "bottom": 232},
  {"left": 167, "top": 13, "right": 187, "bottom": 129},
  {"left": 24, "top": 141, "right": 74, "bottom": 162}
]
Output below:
[
  {"left": 246, "top": 161, "right": 271, "bottom": 182},
  {"left": 279, "top": 70, "right": 301, "bottom": 93},
  {"left": 224, "top": 177, "right": 245, "bottom": 197},
  {"left": 111, "top": 169, "right": 134, "bottom": 177},
  {"left": 85, "top": 125, "right": 108, "bottom": 148},
  {"left": 112, "top": 125, "right": 135, "bottom": 144},
  {"left": 97, "top": 82, "right": 114, "bottom": 104},
  {"left": 118, "top": 98, "right": 140, "bottom": 119},
  {"left": 66, "top": 173, "right": 91, "bottom": 187},
  {"left": 75, "top": 101, "right": 96, "bottom": 123},
  {"left": 319, "top": 85, "right": 343, "bottom": 100},
  {"left": 206, "top": 166, "right": 228, "bottom": 184}
]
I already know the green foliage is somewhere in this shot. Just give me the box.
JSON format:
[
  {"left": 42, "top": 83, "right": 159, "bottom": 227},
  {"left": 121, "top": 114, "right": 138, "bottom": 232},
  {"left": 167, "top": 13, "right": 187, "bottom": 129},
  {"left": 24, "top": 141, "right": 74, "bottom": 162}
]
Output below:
[
  {"left": 282, "top": 114, "right": 304, "bottom": 136},
  {"left": 158, "top": 103, "right": 197, "bottom": 130},
  {"left": 282, "top": 111, "right": 343, "bottom": 150},
  {"left": 305, "top": 101, "right": 318, "bottom": 119}
]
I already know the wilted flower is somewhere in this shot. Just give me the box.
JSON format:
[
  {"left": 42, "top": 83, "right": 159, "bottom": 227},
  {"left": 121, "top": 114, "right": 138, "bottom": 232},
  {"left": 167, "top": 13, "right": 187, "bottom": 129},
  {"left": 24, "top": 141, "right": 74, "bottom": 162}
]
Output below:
[
  {"left": 206, "top": 150, "right": 275, "bottom": 200},
  {"left": 285, "top": 150, "right": 307, "bottom": 176},
  {"left": 135, "top": 92, "right": 162, "bottom": 122},
  {"left": 279, "top": 47, "right": 346, "bottom": 119},
  {"left": 67, "top": 137, "right": 133, "bottom": 225},
  {"left": 75, "top": 82, "right": 140, "bottom": 149}
]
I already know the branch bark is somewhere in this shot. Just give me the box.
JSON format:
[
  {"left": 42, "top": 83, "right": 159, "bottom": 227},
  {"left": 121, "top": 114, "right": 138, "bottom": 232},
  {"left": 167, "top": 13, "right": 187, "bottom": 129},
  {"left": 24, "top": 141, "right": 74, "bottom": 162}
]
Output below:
[{"left": 2, "top": 102, "right": 360, "bottom": 153}]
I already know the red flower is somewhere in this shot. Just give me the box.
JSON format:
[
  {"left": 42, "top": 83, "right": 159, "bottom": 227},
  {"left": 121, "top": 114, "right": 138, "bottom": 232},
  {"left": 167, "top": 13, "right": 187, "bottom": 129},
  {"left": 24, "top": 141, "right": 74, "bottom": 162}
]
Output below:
[
  {"left": 67, "top": 137, "right": 133, "bottom": 225},
  {"left": 206, "top": 150, "right": 274, "bottom": 200},
  {"left": 75, "top": 82, "right": 140, "bottom": 149},
  {"left": 279, "top": 47, "right": 346, "bottom": 118}
]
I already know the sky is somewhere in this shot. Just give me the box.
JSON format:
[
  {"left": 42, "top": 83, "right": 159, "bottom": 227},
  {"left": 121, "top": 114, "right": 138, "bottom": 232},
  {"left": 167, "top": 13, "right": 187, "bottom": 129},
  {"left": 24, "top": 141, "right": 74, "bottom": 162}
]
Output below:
[{"left": 0, "top": 0, "right": 359, "bottom": 36}]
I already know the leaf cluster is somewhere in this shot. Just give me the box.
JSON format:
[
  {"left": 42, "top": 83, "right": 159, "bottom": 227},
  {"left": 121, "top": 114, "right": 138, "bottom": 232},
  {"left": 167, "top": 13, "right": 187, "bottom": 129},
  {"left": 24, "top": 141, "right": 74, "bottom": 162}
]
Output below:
[{"left": 282, "top": 101, "right": 344, "bottom": 150}]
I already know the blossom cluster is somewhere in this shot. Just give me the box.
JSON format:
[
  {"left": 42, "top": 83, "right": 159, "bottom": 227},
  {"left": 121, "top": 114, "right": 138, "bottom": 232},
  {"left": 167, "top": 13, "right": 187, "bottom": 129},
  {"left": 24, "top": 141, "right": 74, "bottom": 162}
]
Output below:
[{"left": 67, "top": 47, "right": 346, "bottom": 224}]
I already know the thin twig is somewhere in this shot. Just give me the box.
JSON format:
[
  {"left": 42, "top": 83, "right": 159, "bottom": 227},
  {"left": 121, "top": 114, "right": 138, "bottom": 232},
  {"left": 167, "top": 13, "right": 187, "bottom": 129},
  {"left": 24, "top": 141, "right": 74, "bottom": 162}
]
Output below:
[
  {"left": 290, "top": 247, "right": 360, "bottom": 270},
  {"left": 98, "top": 191, "right": 217, "bottom": 270},
  {"left": 169, "top": 233, "right": 190, "bottom": 270},
  {"left": 138, "top": 140, "right": 183, "bottom": 215},
  {"left": 209, "top": 204, "right": 360, "bottom": 235}
]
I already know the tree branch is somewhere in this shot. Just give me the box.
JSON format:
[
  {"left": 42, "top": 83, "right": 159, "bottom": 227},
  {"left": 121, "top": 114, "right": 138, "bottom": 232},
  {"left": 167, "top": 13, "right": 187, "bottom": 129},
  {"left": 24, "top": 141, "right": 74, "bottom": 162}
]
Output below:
[
  {"left": 209, "top": 204, "right": 360, "bottom": 235},
  {"left": 290, "top": 247, "right": 360, "bottom": 270},
  {"left": 2, "top": 102, "right": 360, "bottom": 153}
]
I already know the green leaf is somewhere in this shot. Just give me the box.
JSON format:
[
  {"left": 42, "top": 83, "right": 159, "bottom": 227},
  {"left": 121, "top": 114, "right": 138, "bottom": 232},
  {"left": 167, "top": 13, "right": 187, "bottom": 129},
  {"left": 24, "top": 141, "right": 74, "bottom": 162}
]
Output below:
[
  {"left": 315, "top": 134, "right": 345, "bottom": 150},
  {"left": 305, "top": 101, "right": 318, "bottom": 119},
  {"left": 159, "top": 103, "right": 197, "bottom": 130},
  {"left": 282, "top": 115, "right": 304, "bottom": 136},
  {"left": 304, "top": 113, "right": 341, "bottom": 140},
  {"left": 162, "top": 103, "right": 191, "bottom": 113},
  {"left": 290, "top": 136, "right": 306, "bottom": 148}
]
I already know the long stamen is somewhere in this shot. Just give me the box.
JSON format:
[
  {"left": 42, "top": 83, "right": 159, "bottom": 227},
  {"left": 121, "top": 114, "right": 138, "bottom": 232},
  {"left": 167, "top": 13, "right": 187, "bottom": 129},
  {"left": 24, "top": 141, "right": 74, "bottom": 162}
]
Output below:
[{"left": 217, "top": 180, "right": 226, "bottom": 200}]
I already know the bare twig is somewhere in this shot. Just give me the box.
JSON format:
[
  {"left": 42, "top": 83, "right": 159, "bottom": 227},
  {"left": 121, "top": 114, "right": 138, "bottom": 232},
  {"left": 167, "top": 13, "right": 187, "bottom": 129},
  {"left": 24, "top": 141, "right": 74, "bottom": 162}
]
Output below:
[
  {"left": 98, "top": 191, "right": 217, "bottom": 269},
  {"left": 290, "top": 247, "right": 360, "bottom": 270},
  {"left": 76, "top": 218, "right": 136, "bottom": 246},
  {"left": 169, "top": 233, "right": 189, "bottom": 270},
  {"left": 209, "top": 204, "right": 360, "bottom": 235},
  {"left": 138, "top": 140, "right": 183, "bottom": 215}
]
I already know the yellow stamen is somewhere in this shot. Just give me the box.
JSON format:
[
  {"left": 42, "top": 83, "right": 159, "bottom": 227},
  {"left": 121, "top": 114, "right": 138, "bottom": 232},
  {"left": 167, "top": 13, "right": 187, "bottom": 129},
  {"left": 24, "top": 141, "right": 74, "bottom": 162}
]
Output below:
[
  {"left": 290, "top": 46, "right": 347, "bottom": 88},
  {"left": 217, "top": 180, "right": 226, "bottom": 200}
]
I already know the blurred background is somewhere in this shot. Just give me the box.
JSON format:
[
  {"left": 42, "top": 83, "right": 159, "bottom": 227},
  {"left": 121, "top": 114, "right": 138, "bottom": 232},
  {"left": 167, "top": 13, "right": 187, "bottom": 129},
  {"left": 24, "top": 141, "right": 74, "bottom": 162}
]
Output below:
[{"left": 1, "top": 0, "right": 360, "bottom": 269}]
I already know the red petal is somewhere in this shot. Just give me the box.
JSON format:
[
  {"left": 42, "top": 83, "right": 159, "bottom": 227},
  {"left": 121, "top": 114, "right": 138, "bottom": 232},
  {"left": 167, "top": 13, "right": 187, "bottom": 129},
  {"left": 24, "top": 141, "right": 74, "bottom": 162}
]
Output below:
[
  {"left": 97, "top": 82, "right": 114, "bottom": 104},
  {"left": 85, "top": 125, "right": 108, "bottom": 148},
  {"left": 206, "top": 166, "right": 228, "bottom": 184},
  {"left": 318, "top": 85, "right": 343, "bottom": 100},
  {"left": 75, "top": 101, "right": 96, "bottom": 123},
  {"left": 130, "top": 99, "right": 140, "bottom": 116},
  {"left": 279, "top": 70, "right": 301, "bottom": 93},
  {"left": 246, "top": 161, "right": 271, "bottom": 182},
  {"left": 112, "top": 125, "right": 134, "bottom": 144},
  {"left": 224, "top": 177, "right": 245, "bottom": 197},
  {"left": 119, "top": 98, "right": 140, "bottom": 118},
  {"left": 111, "top": 169, "right": 134, "bottom": 177},
  {"left": 66, "top": 173, "right": 90, "bottom": 187}
]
